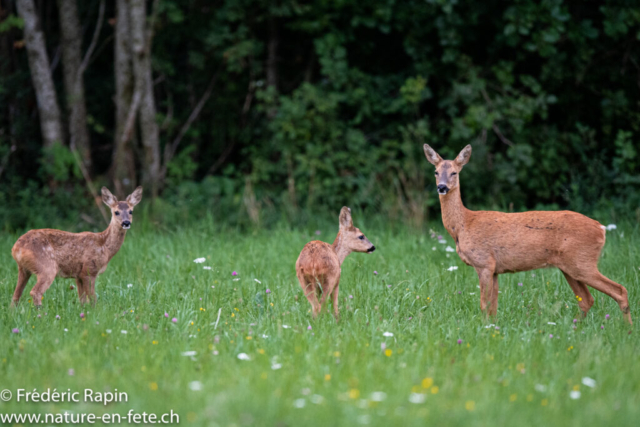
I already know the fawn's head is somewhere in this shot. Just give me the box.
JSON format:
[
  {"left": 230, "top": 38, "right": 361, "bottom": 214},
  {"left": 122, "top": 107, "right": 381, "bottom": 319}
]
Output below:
[
  {"left": 423, "top": 144, "right": 472, "bottom": 195},
  {"left": 102, "top": 186, "right": 143, "bottom": 230},
  {"left": 337, "top": 207, "right": 376, "bottom": 253}
]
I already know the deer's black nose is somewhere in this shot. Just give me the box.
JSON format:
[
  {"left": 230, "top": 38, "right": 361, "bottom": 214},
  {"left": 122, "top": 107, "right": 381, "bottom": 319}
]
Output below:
[
  {"left": 367, "top": 245, "right": 376, "bottom": 253},
  {"left": 437, "top": 184, "right": 449, "bottom": 195},
  {"left": 122, "top": 221, "right": 131, "bottom": 228}
]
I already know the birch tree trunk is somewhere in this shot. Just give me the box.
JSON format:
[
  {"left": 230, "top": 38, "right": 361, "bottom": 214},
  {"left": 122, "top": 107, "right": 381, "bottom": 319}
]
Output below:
[
  {"left": 16, "top": 0, "right": 64, "bottom": 147},
  {"left": 112, "top": 0, "right": 136, "bottom": 195},
  {"left": 56, "top": 0, "right": 91, "bottom": 172},
  {"left": 129, "top": 0, "right": 160, "bottom": 197}
]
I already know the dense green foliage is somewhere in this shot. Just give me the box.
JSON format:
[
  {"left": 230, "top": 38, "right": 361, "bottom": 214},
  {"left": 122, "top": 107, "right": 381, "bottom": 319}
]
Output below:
[
  {"left": 1, "top": 0, "right": 640, "bottom": 230},
  {"left": 1, "top": 221, "right": 639, "bottom": 425}
]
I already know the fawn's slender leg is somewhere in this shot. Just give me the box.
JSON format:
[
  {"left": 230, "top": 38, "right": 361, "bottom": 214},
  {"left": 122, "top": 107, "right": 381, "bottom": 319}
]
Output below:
[
  {"left": 30, "top": 272, "right": 56, "bottom": 307},
  {"left": 331, "top": 277, "right": 341, "bottom": 322},
  {"left": 87, "top": 276, "right": 97, "bottom": 305},
  {"left": 561, "top": 271, "right": 594, "bottom": 316},
  {"left": 76, "top": 277, "right": 89, "bottom": 304},
  {"left": 297, "top": 270, "right": 321, "bottom": 318},
  {"left": 12, "top": 267, "right": 32, "bottom": 306}
]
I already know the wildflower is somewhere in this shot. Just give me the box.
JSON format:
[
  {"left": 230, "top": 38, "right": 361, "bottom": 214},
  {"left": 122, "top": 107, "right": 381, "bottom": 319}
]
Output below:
[
  {"left": 447, "top": 266, "right": 458, "bottom": 271},
  {"left": 315, "top": 230, "right": 321, "bottom": 235},
  {"left": 465, "top": 401, "right": 475, "bottom": 411},
  {"left": 422, "top": 378, "right": 433, "bottom": 389},
  {"left": 37, "top": 314, "right": 41, "bottom": 318},
  {"left": 325, "top": 374, "right": 331, "bottom": 381},
  {"left": 56, "top": 315, "right": 61, "bottom": 320},
  {"left": 172, "top": 318, "right": 178, "bottom": 323},
  {"left": 549, "top": 334, "right": 553, "bottom": 339},
  {"left": 127, "top": 283, "right": 133, "bottom": 288},
  {"left": 518, "top": 282, "right": 523, "bottom": 287},
  {"left": 307, "top": 325, "right": 312, "bottom": 330},
  {"left": 68, "top": 369, "right": 75, "bottom": 376},
  {"left": 121, "top": 330, "right": 127, "bottom": 334},
  {"left": 266, "top": 289, "right": 271, "bottom": 294},
  {"left": 349, "top": 389, "right": 360, "bottom": 399},
  {"left": 409, "top": 393, "right": 426, "bottom": 404},
  {"left": 293, "top": 398, "right": 306, "bottom": 408},
  {"left": 232, "top": 271, "right": 238, "bottom": 276},
  {"left": 582, "top": 377, "right": 596, "bottom": 388},
  {"left": 12, "top": 328, "right": 19, "bottom": 334},
  {"left": 601, "top": 325, "right": 604, "bottom": 330},
  {"left": 384, "top": 349, "right": 393, "bottom": 357},
  {"left": 149, "top": 382, "right": 158, "bottom": 391},
  {"left": 164, "top": 313, "right": 169, "bottom": 318},
  {"left": 570, "top": 390, "right": 581, "bottom": 399},
  {"left": 181, "top": 351, "right": 197, "bottom": 357},
  {"left": 431, "top": 386, "right": 439, "bottom": 394},
  {"left": 573, "top": 319, "right": 577, "bottom": 324},
  {"left": 374, "top": 271, "right": 378, "bottom": 275},
  {"left": 106, "top": 329, "right": 112, "bottom": 334},
  {"left": 457, "top": 339, "right": 463, "bottom": 344},
  {"left": 445, "top": 246, "right": 455, "bottom": 252},
  {"left": 80, "top": 313, "right": 85, "bottom": 319},
  {"left": 605, "top": 314, "right": 610, "bottom": 320},
  {"left": 383, "top": 332, "right": 393, "bottom": 337},
  {"left": 194, "top": 258, "right": 206, "bottom": 263},
  {"left": 237, "top": 353, "right": 251, "bottom": 360},
  {"left": 606, "top": 224, "right": 616, "bottom": 231},
  {"left": 152, "top": 340, "right": 158, "bottom": 345},
  {"left": 203, "top": 266, "right": 212, "bottom": 270},
  {"left": 349, "top": 295, "right": 353, "bottom": 299},
  {"left": 189, "top": 381, "right": 203, "bottom": 391},
  {"left": 371, "top": 392, "right": 386, "bottom": 402}
]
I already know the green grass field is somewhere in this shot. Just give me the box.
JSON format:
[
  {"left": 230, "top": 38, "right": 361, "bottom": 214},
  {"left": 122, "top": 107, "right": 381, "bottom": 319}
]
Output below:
[{"left": 1, "top": 218, "right": 639, "bottom": 426}]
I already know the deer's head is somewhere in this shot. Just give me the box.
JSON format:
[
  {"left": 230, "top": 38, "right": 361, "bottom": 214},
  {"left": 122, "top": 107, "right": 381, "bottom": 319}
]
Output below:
[
  {"left": 338, "top": 207, "right": 376, "bottom": 253},
  {"left": 101, "top": 186, "right": 143, "bottom": 230},
  {"left": 423, "top": 144, "right": 472, "bottom": 195}
]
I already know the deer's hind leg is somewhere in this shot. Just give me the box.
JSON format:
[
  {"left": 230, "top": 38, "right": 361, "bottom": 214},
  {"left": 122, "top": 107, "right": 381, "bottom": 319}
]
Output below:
[
  {"left": 561, "top": 270, "right": 594, "bottom": 317},
  {"left": 330, "top": 276, "right": 341, "bottom": 322},
  {"left": 76, "top": 277, "right": 90, "bottom": 304},
  {"left": 319, "top": 270, "right": 340, "bottom": 321},
  {"left": 12, "top": 266, "right": 32, "bottom": 306},
  {"left": 297, "top": 270, "right": 321, "bottom": 318},
  {"left": 29, "top": 270, "right": 56, "bottom": 307}
]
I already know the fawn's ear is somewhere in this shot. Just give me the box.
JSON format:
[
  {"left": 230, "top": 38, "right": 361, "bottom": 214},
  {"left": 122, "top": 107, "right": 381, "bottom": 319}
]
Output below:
[
  {"left": 423, "top": 144, "right": 443, "bottom": 166},
  {"left": 126, "top": 186, "right": 143, "bottom": 207},
  {"left": 101, "top": 187, "right": 118, "bottom": 208},
  {"left": 454, "top": 144, "right": 472, "bottom": 167},
  {"left": 339, "top": 206, "right": 353, "bottom": 229}
]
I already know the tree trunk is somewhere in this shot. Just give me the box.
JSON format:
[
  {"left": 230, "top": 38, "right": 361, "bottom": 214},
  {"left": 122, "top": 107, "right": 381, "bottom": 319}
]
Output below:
[
  {"left": 56, "top": 0, "right": 91, "bottom": 172},
  {"left": 129, "top": 0, "right": 160, "bottom": 198},
  {"left": 111, "top": 0, "right": 136, "bottom": 195},
  {"left": 266, "top": 16, "right": 279, "bottom": 91},
  {"left": 16, "top": 0, "right": 64, "bottom": 147}
]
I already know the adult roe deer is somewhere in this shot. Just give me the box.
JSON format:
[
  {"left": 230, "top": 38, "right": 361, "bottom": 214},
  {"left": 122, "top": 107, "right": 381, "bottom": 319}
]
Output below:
[
  {"left": 423, "top": 144, "right": 631, "bottom": 323},
  {"left": 295, "top": 207, "right": 376, "bottom": 320},
  {"left": 11, "top": 187, "right": 143, "bottom": 306}
]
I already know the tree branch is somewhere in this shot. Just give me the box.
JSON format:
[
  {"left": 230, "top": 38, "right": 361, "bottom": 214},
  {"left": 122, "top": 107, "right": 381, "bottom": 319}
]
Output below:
[
  {"left": 492, "top": 124, "right": 513, "bottom": 147},
  {"left": 78, "top": 0, "right": 105, "bottom": 76}
]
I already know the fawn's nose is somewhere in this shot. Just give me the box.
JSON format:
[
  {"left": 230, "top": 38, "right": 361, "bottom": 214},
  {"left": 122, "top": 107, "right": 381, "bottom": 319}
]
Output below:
[
  {"left": 122, "top": 221, "right": 131, "bottom": 228},
  {"left": 367, "top": 245, "right": 376, "bottom": 253},
  {"left": 437, "top": 184, "right": 449, "bottom": 195}
]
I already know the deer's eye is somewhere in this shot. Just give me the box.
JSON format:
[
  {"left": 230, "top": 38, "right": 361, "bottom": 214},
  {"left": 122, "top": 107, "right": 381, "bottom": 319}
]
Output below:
[
  {"left": 129, "top": 210, "right": 133, "bottom": 215},
  {"left": 115, "top": 211, "right": 120, "bottom": 216},
  {"left": 434, "top": 172, "right": 439, "bottom": 176},
  {"left": 358, "top": 235, "right": 365, "bottom": 240},
  {"left": 451, "top": 172, "right": 457, "bottom": 176}
]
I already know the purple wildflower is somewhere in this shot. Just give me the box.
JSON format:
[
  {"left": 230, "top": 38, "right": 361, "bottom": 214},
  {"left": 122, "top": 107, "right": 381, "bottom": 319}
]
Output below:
[
  {"left": 457, "top": 339, "right": 463, "bottom": 344},
  {"left": 573, "top": 319, "right": 577, "bottom": 324},
  {"left": 549, "top": 334, "right": 553, "bottom": 338},
  {"left": 266, "top": 289, "right": 271, "bottom": 294},
  {"left": 605, "top": 314, "right": 610, "bottom": 320},
  {"left": 601, "top": 325, "right": 604, "bottom": 330},
  {"left": 12, "top": 328, "right": 19, "bottom": 334},
  {"left": 518, "top": 282, "right": 523, "bottom": 287},
  {"left": 68, "top": 369, "right": 75, "bottom": 376},
  {"left": 374, "top": 271, "right": 378, "bottom": 275},
  {"left": 55, "top": 315, "right": 61, "bottom": 320},
  {"left": 164, "top": 313, "right": 169, "bottom": 318},
  {"left": 349, "top": 295, "right": 353, "bottom": 299},
  {"left": 307, "top": 325, "right": 312, "bottom": 330},
  {"left": 172, "top": 318, "right": 178, "bottom": 323},
  {"left": 80, "top": 313, "right": 85, "bottom": 319},
  {"left": 232, "top": 271, "right": 238, "bottom": 276}
]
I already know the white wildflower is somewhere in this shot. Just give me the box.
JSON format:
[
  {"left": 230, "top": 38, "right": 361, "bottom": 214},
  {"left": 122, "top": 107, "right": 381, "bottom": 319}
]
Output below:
[
  {"left": 181, "top": 351, "right": 197, "bottom": 357},
  {"left": 189, "top": 381, "right": 203, "bottom": 391},
  {"left": 237, "top": 353, "right": 251, "bottom": 361},
  {"left": 371, "top": 392, "right": 387, "bottom": 402},
  {"left": 193, "top": 257, "right": 206, "bottom": 263},
  {"left": 582, "top": 377, "right": 596, "bottom": 388},
  {"left": 570, "top": 390, "right": 581, "bottom": 399},
  {"left": 447, "top": 266, "right": 458, "bottom": 271},
  {"left": 408, "top": 393, "right": 426, "bottom": 404},
  {"left": 445, "top": 246, "right": 455, "bottom": 252},
  {"left": 383, "top": 332, "right": 394, "bottom": 337},
  {"left": 293, "top": 398, "right": 306, "bottom": 408}
]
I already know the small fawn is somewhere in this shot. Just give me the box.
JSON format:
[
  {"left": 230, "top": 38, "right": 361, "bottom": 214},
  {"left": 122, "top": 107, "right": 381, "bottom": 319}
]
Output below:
[
  {"left": 295, "top": 207, "right": 375, "bottom": 320},
  {"left": 424, "top": 144, "right": 631, "bottom": 323},
  {"left": 11, "top": 187, "right": 143, "bottom": 306}
]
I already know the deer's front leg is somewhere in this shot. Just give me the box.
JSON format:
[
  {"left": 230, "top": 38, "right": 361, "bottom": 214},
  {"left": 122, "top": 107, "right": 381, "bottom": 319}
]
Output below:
[
  {"left": 76, "top": 277, "right": 91, "bottom": 305},
  {"left": 489, "top": 274, "right": 499, "bottom": 316},
  {"left": 476, "top": 267, "right": 495, "bottom": 316}
]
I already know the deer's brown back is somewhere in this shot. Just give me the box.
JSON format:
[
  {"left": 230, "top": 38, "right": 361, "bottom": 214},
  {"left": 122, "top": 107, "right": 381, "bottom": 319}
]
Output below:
[{"left": 296, "top": 240, "right": 340, "bottom": 282}]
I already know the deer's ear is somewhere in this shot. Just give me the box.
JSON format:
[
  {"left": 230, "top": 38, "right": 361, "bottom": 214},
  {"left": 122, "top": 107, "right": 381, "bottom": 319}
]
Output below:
[
  {"left": 126, "top": 186, "right": 143, "bottom": 207},
  {"left": 423, "top": 144, "right": 443, "bottom": 166},
  {"left": 339, "top": 206, "right": 353, "bottom": 229},
  {"left": 455, "top": 144, "right": 472, "bottom": 167},
  {"left": 101, "top": 187, "right": 118, "bottom": 208}
]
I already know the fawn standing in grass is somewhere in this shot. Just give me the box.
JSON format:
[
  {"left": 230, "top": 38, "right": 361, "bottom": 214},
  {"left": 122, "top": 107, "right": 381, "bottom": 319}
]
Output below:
[
  {"left": 296, "top": 207, "right": 376, "bottom": 320},
  {"left": 11, "top": 187, "right": 143, "bottom": 307},
  {"left": 423, "top": 144, "right": 631, "bottom": 323}
]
